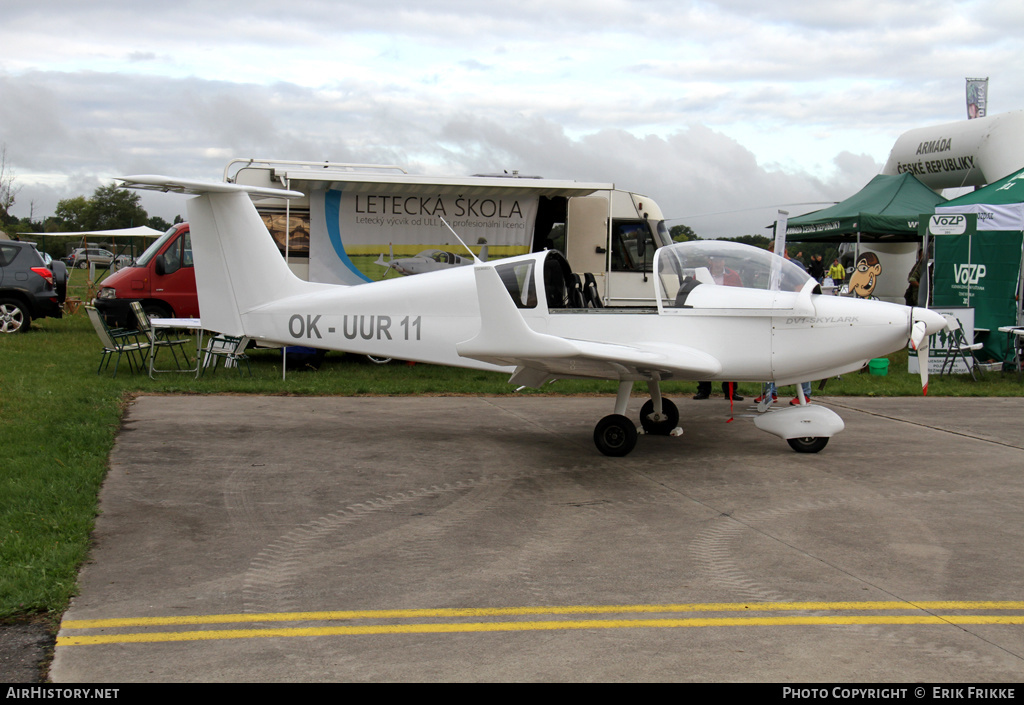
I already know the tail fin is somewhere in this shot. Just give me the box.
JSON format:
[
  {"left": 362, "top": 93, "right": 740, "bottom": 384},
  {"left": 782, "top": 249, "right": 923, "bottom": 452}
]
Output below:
[
  {"left": 120, "top": 176, "right": 312, "bottom": 335},
  {"left": 374, "top": 243, "right": 394, "bottom": 269}
]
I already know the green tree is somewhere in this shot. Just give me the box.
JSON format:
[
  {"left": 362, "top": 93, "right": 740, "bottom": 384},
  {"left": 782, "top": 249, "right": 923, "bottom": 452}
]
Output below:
[
  {"left": 54, "top": 196, "right": 90, "bottom": 231},
  {"left": 670, "top": 223, "right": 698, "bottom": 242},
  {"left": 147, "top": 215, "right": 171, "bottom": 231},
  {"left": 86, "top": 183, "right": 147, "bottom": 230},
  {"left": 723, "top": 234, "right": 773, "bottom": 249},
  {"left": 53, "top": 185, "right": 150, "bottom": 231},
  {"left": 0, "top": 144, "right": 19, "bottom": 226}
]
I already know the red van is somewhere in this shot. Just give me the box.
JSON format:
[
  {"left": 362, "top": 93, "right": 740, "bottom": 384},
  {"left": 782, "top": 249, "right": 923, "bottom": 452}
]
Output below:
[{"left": 94, "top": 223, "right": 198, "bottom": 327}]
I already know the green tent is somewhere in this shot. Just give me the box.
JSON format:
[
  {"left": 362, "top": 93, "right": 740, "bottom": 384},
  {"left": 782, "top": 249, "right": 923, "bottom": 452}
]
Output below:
[
  {"left": 787, "top": 173, "right": 948, "bottom": 242},
  {"left": 928, "top": 166, "right": 1024, "bottom": 363},
  {"left": 935, "top": 165, "right": 1024, "bottom": 220}
]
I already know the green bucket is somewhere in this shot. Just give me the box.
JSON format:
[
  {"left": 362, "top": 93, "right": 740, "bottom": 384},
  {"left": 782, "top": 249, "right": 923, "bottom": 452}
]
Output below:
[{"left": 868, "top": 358, "right": 889, "bottom": 376}]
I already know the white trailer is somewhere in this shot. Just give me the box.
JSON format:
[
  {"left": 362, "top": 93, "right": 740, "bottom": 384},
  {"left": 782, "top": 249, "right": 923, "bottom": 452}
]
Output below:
[{"left": 225, "top": 159, "right": 672, "bottom": 306}]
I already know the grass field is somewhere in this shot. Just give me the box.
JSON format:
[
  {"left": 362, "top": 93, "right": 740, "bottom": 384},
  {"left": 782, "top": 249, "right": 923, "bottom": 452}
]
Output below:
[{"left": 2, "top": 269, "right": 1022, "bottom": 623}]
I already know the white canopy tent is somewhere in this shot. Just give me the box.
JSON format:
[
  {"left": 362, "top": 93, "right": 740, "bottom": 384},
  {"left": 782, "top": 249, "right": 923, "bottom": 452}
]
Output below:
[
  {"left": 26, "top": 225, "right": 164, "bottom": 262},
  {"left": 24, "top": 226, "right": 163, "bottom": 239}
]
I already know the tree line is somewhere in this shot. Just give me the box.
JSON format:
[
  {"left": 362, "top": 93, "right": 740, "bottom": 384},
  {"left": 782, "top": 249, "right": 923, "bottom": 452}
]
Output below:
[
  {"left": 1, "top": 183, "right": 181, "bottom": 238},
  {"left": 669, "top": 224, "right": 841, "bottom": 269}
]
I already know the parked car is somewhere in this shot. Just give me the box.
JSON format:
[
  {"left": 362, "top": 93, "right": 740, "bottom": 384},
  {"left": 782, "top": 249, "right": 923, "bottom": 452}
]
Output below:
[
  {"left": 94, "top": 223, "right": 196, "bottom": 326},
  {"left": 0, "top": 240, "right": 64, "bottom": 333},
  {"left": 63, "top": 247, "right": 132, "bottom": 269}
]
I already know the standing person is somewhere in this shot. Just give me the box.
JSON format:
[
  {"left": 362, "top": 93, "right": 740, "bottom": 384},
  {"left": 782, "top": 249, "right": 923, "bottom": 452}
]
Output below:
[
  {"left": 828, "top": 258, "right": 845, "bottom": 285},
  {"left": 695, "top": 380, "right": 743, "bottom": 401},
  {"left": 755, "top": 381, "right": 812, "bottom": 406},
  {"left": 695, "top": 256, "right": 743, "bottom": 400},
  {"left": 707, "top": 255, "right": 742, "bottom": 286},
  {"left": 905, "top": 247, "right": 926, "bottom": 307},
  {"left": 768, "top": 244, "right": 808, "bottom": 272},
  {"left": 808, "top": 254, "right": 825, "bottom": 282},
  {"left": 756, "top": 245, "right": 811, "bottom": 405}
]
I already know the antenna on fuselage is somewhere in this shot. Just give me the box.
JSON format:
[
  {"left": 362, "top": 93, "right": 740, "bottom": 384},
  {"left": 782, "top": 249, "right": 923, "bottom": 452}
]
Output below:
[{"left": 439, "top": 217, "right": 484, "bottom": 265}]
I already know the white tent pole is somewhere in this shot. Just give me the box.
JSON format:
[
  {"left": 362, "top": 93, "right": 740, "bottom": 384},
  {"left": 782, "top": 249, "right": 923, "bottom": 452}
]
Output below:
[
  {"left": 1018, "top": 233, "right": 1024, "bottom": 326},
  {"left": 921, "top": 233, "right": 930, "bottom": 307},
  {"left": 770, "top": 210, "right": 788, "bottom": 290},
  {"left": 282, "top": 175, "right": 290, "bottom": 381}
]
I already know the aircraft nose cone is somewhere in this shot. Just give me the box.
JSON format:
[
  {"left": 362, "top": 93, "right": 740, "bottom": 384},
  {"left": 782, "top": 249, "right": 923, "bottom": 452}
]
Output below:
[{"left": 912, "top": 307, "right": 948, "bottom": 336}]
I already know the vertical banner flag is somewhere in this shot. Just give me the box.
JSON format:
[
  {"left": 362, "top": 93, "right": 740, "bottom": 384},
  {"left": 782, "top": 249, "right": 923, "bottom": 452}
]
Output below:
[
  {"left": 966, "top": 78, "right": 988, "bottom": 119},
  {"left": 770, "top": 210, "right": 788, "bottom": 291}
]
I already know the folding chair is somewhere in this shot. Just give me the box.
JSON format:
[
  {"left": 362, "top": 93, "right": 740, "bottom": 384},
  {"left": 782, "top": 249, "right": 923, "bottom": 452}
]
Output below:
[
  {"left": 85, "top": 305, "right": 151, "bottom": 377},
  {"left": 201, "top": 334, "right": 252, "bottom": 376},
  {"left": 939, "top": 316, "right": 983, "bottom": 380},
  {"left": 130, "top": 302, "right": 191, "bottom": 373}
]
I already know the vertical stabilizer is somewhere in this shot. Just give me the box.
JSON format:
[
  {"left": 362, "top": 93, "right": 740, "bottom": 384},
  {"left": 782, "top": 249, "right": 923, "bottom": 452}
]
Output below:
[
  {"left": 119, "top": 176, "right": 315, "bottom": 337},
  {"left": 187, "top": 190, "right": 310, "bottom": 335}
]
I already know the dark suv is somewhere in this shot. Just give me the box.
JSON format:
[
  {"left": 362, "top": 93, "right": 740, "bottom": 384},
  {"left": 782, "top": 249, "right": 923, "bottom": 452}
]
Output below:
[{"left": 0, "top": 240, "right": 64, "bottom": 333}]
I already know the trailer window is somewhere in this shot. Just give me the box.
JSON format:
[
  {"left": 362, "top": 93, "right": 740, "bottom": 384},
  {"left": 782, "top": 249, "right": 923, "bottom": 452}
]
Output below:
[
  {"left": 260, "top": 210, "right": 311, "bottom": 257},
  {"left": 610, "top": 220, "right": 656, "bottom": 272}
]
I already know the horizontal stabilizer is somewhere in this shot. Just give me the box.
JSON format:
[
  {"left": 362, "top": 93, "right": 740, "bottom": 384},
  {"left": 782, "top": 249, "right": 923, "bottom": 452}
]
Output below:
[
  {"left": 119, "top": 175, "right": 303, "bottom": 200},
  {"left": 120, "top": 177, "right": 314, "bottom": 337}
]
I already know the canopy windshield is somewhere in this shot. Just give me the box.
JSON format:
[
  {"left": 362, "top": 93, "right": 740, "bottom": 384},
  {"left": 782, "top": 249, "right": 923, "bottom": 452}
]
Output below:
[{"left": 655, "top": 240, "right": 812, "bottom": 308}]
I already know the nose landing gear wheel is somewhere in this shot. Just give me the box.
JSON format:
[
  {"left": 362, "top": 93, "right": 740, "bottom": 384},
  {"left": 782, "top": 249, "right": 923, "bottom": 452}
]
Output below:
[
  {"left": 639, "top": 398, "right": 679, "bottom": 435},
  {"left": 787, "top": 436, "right": 829, "bottom": 453},
  {"left": 594, "top": 414, "right": 638, "bottom": 457}
]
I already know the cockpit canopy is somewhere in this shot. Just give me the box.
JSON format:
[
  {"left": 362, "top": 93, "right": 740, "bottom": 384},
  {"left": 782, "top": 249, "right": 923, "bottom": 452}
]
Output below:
[
  {"left": 424, "top": 250, "right": 461, "bottom": 264},
  {"left": 487, "top": 240, "right": 815, "bottom": 313},
  {"left": 654, "top": 240, "right": 813, "bottom": 308}
]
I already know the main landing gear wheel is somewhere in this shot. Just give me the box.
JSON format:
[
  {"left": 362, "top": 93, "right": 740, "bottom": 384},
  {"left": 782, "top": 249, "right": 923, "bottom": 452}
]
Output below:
[
  {"left": 594, "top": 414, "right": 638, "bottom": 457},
  {"left": 787, "top": 436, "right": 829, "bottom": 454},
  {"left": 639, "top": 398, "right": 679, "bottom": 435}
]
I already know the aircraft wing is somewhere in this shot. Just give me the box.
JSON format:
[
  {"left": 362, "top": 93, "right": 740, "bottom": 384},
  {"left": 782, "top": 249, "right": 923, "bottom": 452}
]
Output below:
[
  {"left": 459, "top": 336, "right": 722, "bottom": 387},
  {"left": 456, "top": 266, "right": 722, "bottom": 387}
]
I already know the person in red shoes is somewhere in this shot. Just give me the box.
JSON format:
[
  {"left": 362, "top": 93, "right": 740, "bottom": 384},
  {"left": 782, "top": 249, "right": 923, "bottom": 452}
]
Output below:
[
  {"left": 756, "top": 381, "right": 812, "bottom": 405},
  {"left": 694, "top": 256, "right": 743, "bottom": 400}
]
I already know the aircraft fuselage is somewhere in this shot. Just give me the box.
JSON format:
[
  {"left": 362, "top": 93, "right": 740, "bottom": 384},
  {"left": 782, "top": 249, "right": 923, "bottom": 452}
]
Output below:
[{"left": 242, "top": 250, "right": 915, "bottom": 388}]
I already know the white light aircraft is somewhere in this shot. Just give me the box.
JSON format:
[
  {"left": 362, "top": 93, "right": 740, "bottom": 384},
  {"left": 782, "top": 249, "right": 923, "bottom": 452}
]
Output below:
[
  {"left": 120, "top": 176, "right": 947, "bottom": 457},
  {"left": 374, "top": 241, "right": 488, "bottom": 277}
]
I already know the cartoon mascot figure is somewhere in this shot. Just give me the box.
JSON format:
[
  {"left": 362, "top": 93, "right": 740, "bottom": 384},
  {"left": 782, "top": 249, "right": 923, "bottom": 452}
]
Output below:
[{"left": 848, "top": 251, "right": 882, "bottom": 299}]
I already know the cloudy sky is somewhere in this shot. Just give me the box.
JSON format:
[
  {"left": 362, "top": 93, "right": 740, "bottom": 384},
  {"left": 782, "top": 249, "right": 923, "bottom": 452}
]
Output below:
[{"left": 1, "top": 0, "right": 1020, "bottom": 237}]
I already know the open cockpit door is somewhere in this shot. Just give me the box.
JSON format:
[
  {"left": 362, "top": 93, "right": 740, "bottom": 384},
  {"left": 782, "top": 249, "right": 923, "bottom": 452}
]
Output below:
[{"left": 490, "top": 250, "right": 580, "bottom": 313}]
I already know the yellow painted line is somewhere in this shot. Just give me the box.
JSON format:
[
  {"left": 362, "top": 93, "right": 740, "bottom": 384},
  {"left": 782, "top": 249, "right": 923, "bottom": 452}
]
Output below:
[
  {"left": 60, "top": 601, "right": 1024, "bottom": 630},
  {"left": 57, "top": 614, "right": 1024, "bottom": 646}
]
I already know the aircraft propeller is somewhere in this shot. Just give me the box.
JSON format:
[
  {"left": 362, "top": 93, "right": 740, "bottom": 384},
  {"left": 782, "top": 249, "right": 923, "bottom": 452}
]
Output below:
[{"left": 910, "top": 308, "right": 948, "bottom": 395}]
